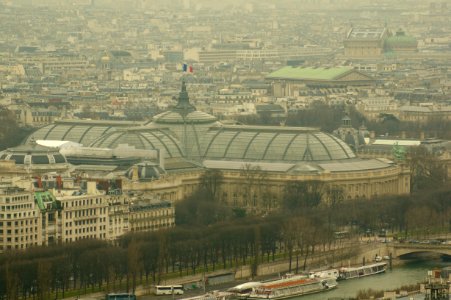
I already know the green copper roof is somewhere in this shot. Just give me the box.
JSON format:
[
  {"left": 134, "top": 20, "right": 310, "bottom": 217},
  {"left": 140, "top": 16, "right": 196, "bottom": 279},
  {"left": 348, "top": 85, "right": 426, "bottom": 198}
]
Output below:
[
  {"left": 34, "top": 191, "right": 61, "bottom": 212},
  {"left": 385, "top": 35, "right": 417, "bottom": 48},
  {"left": 266, "top": 66, "right": 353, "bottom": 81}
]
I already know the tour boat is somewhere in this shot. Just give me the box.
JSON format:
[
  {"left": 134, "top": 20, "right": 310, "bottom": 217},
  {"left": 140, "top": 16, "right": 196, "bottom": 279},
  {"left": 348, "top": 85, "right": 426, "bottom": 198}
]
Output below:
[
  {"left": 338, "top": 262, "right": 387, "bottom": 280},
  {"left": 228, "top": 282, "right": 263, "bottom": 299},
  {"left": 247, "top": 273, "right": 337, "bottom": 299},
  {"left": 308, "top": 268, "right": 339, "bottom": 280}
]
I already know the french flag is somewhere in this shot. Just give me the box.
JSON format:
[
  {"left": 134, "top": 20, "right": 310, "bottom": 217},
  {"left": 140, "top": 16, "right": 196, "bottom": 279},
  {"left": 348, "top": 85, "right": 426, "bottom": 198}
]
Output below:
[{"left": 182, "top": 63, "right": 193, "bottom": 73}]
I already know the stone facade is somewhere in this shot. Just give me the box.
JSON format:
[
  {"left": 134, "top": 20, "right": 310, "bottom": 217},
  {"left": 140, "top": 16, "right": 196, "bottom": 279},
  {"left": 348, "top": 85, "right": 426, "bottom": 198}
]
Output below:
[{"left": 0, "top": 180, "right": 176, "bottom": 252}]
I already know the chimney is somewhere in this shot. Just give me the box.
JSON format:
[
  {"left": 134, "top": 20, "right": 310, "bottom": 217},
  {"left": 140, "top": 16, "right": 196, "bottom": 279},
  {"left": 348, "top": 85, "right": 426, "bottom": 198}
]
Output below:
[{"left": 87, "top": 181, "right": 97, "bottom": 194}]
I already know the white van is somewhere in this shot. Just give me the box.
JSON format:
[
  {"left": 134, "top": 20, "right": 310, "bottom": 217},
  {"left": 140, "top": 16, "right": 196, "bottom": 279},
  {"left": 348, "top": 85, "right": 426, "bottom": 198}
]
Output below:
[{"left": 155, "top": 285, "right": 184, "bottom": 295}]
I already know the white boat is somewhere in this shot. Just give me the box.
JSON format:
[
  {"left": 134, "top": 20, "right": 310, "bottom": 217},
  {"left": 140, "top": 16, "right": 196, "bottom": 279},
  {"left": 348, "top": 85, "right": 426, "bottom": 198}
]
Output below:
[
  {"left": 308, "top": 268, "right": 339, "bottom": 280},
  {"left": 228, "top": 282, "right": 263, "bottom": 299},
  {"left": 338, "top": 262, "right": 387, "bottom": 280},
  {"left": 247, "top": 273, "right": 337, "bottom": 300}
]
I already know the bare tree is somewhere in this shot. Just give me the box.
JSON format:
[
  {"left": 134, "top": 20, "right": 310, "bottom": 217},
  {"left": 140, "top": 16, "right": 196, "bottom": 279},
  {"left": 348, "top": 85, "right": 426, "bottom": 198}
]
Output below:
[
  {"left": 200, "top": 169, "right": 224, "bottom": 202},
  {"left": 409, "top": 146, "right": 447, "bottom": 191},
  {"left": 240, "top": 164, "right": 268, "bottom": 211}
]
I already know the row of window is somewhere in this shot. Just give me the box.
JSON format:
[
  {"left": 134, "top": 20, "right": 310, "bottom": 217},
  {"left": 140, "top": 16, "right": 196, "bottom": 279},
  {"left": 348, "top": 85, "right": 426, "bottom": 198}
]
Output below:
[
  {"left": 65, "top": 233, "right": 106, "bottom": 243},
  {"left": 131, "top": 222, "right": 174, "bottom": 231},
  {"left": 66, "top": 225, "right": 107, "bottom": 235},
  {"left": 62, "top": 197, "right": 105, "bottom": 208},
  {"left": 0, "top": 227, "right": 37, "bottom": 235},
  {"left": 0, "top": 211, "right": 37, "bottom": 218},
  {"left": 73, "top": 218, "right": 105, "bottom": 226},
  {"left": 0, "top": 220, "right": 38, "bottom": 227},
  {"left": 65, "top": 208, "right": 107, "bottom": 218},
  {"left": 0, "top": 235, "right": 38, "bottom": 242},
  {"left": 1, "top": 204, "right": 33, "bottom": 211},
  {"left": 130, "top": 209, "right": 173, "bottom": 219},
  {"left": 0, "top": 195, "right": 30, "bottom": 203}
]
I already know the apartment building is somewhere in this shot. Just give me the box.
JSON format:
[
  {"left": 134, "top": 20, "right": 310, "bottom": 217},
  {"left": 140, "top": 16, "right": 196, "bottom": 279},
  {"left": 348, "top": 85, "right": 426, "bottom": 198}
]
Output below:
[
  {"left": 129, "top": 200, "right": 175, "bottom": 233},
  {"left": 0, "top": 185, "right": 42, "bottom": 251},
  {"left": 0, "top": 180, "right": 175, "bottom": 252},
  {"left": 57, "top": 184, "right": 110, "bottom": 243}
]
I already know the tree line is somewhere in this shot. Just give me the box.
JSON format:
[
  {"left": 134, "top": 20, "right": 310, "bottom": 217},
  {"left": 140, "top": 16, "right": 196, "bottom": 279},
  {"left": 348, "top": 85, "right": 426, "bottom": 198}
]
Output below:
[
  {"left": 0, "top": 107, "right": 32, "bottom": 150},
  {"left": 236, "top": 101, "right": 451, "bottom": 140},
  {"left": 1, "top": 183, "right": 450, "bottom": 300}
]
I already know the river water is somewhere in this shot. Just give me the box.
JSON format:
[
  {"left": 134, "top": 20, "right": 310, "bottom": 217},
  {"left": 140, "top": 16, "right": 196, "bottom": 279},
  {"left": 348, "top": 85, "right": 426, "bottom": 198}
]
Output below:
[{"left": 302, "top": 258, "right": 451, "bottom": 300}]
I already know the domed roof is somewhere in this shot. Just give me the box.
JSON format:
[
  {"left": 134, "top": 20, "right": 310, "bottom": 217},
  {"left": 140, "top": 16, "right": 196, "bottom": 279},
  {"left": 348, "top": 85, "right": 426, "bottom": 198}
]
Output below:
[
  {"left": 385, "top": 31, "right": 417, "bottom": 48},
  {"left": 125, "top": 162, "right": 166, "bottom": 181},
  {"left": 0, "top": 140, "right": 68, "bottom": 171},
  {"left": 89, "top": 127, "right": 184, "bottom": 158},
  {"left": 152, "top": 82, "right": 217, "bottom": 125},
  {"left": 153, "top": 110, "right": 218, "bottom": 124},
  {"left": 150, "top": 82, "right": 219, "bottom": 159},
  {"left": 201, "top": 125, "right": 356, "bottom": 162}
]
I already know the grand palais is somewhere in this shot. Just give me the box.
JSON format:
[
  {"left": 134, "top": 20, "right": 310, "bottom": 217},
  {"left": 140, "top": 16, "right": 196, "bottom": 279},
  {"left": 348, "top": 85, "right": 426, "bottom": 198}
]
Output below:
[{"left": 18, "top": 82, "right": 410, "bottom": 210}]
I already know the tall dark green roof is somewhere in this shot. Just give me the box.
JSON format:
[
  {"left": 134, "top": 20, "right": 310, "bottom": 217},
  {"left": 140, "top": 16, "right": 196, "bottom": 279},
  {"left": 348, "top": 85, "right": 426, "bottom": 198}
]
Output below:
[{"left": 385, "top": 35, "right": 417, "bottom": 48}]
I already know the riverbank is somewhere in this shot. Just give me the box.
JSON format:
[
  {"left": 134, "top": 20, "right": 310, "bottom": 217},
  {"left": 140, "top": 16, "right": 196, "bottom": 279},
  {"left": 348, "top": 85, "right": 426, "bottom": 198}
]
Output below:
[{"left": 66, "top": 241, "right": 447, "bottom": 300}]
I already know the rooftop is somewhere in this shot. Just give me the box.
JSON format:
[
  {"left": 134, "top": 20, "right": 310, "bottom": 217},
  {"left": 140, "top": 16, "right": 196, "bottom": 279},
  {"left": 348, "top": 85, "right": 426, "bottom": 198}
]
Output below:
[
  {"left": 347, "top": 27, "right": 387, "bottom": 40},
  {"left": 385, "top": 35, "right": 417, "bottom": 48},
  {"left": 266, "top": 66, "right": 354, "bottom": 81}
]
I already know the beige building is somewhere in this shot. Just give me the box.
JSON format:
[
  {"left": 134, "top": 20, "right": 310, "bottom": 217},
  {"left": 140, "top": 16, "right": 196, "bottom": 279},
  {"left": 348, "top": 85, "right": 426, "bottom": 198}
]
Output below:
[
  {"left": 18, "top": 55, "right": 89, "bottom": 74},
  {"left": 9, "top": 102, "right": 68, "bottom": 127},
  {"left": 0, "top": 178, "right": 175, "bottom": 252},
  {"left": 27, "top": 82, "right": 411, "bottom": 213},
  {"left": 0, "top": 184, "right": 42, "bottom": 251},
  {"left": 344, "top": 27, "right": 388, "bottom": 59},
  {"left": 398, "top": 105, "right": 451, "bottom": 123},
  {"left": 356, "top": 97, "right": 399, "bottom": 121},
  {"left": 56, "top": 183, "right": 110, "bottom": 243},
  {"left": 129, "top": 200, "right": 175, "bottom": 233},
  {"left": 266, "top": 66, "right": 375, "bottom": 97}
]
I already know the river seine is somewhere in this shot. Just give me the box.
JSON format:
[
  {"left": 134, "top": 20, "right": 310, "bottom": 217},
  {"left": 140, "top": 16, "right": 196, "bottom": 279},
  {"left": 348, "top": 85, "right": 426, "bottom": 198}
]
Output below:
[{"left": 303, "top": 258, "right": 451, "bottom": 300}]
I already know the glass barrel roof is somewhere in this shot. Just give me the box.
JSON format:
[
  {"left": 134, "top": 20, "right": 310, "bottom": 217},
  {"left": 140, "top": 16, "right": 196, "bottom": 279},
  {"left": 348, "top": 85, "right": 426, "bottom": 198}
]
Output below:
[
  {"left": 26, "top": 123, "right": 115, "bottom": 146},
  {"left": 201, "top": 126, "right": 356, "bottom": 162},
  {"left": 89, "top": 128, "right": 184, "bottom": 158},
  {"left": 24, "top": 120, "right": 137, "bottom": 146}
]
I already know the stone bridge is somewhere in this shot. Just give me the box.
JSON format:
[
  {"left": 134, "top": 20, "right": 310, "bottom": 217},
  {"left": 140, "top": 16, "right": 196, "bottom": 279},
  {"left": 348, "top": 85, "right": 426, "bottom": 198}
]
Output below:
[
  {"left": 389, "top": 243, "right": 451, "bottom": 258},
  {"left": 353, "top": 242, "right": 451, "bottom": 264}
]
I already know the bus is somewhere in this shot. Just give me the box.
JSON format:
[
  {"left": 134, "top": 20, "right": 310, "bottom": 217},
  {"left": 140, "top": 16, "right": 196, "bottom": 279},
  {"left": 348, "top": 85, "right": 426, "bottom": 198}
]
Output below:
[
  {"left": 105, "top": 293, "right": 136, "bottom": 300},
  {"left": 154, "top": 285, "right": 184, "bottom": 295}
]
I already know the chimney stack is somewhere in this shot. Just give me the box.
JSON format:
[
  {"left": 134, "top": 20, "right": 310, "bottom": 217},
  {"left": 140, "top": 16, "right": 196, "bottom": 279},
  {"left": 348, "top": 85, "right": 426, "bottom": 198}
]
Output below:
[{"left": 87, "top": 181, "right": 97, "bottom": 194}]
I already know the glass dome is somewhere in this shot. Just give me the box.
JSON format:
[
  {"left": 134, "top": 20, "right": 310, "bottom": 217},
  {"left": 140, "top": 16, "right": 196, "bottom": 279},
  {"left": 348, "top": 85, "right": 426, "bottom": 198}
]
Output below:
[
  {"left": 150, "top": 81, "right": 219, "bottom": 158},
  {"left": 89, "top": 127, "right": 184, "bottom": 158},
  {"left": 200, "top": 125, "right": 356, "bottom": 162},
  {"left": 25, "top": 120, "right": 138, "bottom": 146},
  {"left": 125, "top": 162, "right": 166, "bottom": 181}
]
